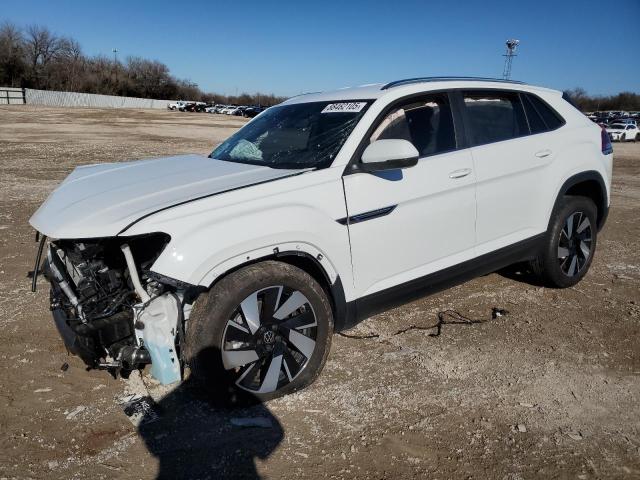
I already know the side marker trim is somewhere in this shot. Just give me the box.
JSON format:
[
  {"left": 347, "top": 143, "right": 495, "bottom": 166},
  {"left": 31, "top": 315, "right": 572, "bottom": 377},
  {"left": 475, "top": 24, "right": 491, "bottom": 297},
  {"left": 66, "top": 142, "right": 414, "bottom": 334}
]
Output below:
[{"left": 336, "top": 205, "right": 397, "bottom": 225}]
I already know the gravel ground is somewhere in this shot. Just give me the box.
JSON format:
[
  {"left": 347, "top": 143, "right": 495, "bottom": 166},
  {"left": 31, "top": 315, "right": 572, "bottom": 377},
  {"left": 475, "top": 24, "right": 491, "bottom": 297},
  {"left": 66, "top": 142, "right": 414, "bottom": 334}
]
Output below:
[{"left": 0, "top": 106, "right": 638, "bottom": 480}]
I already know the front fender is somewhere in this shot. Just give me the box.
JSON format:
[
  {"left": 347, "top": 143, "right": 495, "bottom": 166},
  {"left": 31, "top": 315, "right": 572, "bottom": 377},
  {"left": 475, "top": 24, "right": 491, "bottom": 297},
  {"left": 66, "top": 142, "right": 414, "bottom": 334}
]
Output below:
[
  {"left": 121, "top": 168, "right": 356, "bottom": 300},
  {"left": 149, "top": 204, "right": 349, "bottom": 290}
]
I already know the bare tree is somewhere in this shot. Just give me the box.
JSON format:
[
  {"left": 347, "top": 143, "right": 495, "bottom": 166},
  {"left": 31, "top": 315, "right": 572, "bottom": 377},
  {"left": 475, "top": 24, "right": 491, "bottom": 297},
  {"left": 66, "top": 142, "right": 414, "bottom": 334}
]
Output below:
[
  {"left": 0, "top": 22, "right": 25, "bottom": 86},
  {"left": 54, "top": 37, "right": 84, "bottom": 90},
  {"left": 24, "top": 25, "right": 62, "bottom": 87}
]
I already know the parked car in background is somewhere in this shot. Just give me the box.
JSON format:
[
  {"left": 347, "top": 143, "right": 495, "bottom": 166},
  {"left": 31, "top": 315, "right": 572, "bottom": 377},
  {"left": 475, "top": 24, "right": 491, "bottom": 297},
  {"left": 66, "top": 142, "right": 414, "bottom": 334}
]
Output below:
[
  {"left": 179, "top": 102, "right": 196, "bottom": 112},
  {"left": 226, "top": 106, "right": 243, "bottom": 116},
  {"left": 606, "top": 123, "right": 639, "bottom": 141},
  {"left": 610, "top": 111, "right": 629, "bottom": 118},
  {"left": 168, "top": 100, "right": 188, "bottom": 111},
  {"left": 242, "top": 106, "right": 264, "bottom": 118},
  {"left": 181, "top": 102, "right": 206, "bottom": 112},
  {"left": 615, "top": 118, "right": 637, "bottom": 126},
  {"left": 230, "top": 105, "right": 247, "bottom": 117}
]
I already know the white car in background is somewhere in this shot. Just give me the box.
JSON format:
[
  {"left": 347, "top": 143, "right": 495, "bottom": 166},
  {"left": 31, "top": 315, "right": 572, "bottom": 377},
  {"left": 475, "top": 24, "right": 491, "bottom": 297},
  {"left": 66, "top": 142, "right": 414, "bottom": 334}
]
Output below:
[
  {"left": 606, "top": 123, "right": 639, "bottom": 142},
  {"left": 226, "top": 106, "right": 243, "bottom": 116},
  {"left": 29, "top": 77, "right": 612, "bottom": 403},
  {"left": 205, "top": 104, "right": 224, "bottom": 113},
  {"left": 167, "top": 100, "right": 187, "bottom": 111}
]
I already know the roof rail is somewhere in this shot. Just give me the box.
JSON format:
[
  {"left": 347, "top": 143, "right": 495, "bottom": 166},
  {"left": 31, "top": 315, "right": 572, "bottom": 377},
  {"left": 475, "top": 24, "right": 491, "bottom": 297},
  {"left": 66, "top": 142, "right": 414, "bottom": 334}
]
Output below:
[{"left": 381, "top": 76, "right": 525, "bottom": 90}]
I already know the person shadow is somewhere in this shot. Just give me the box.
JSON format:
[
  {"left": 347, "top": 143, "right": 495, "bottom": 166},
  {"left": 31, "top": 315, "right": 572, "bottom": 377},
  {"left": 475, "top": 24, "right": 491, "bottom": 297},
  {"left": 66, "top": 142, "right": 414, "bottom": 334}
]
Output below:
[{"left": 138, "top": 346, "right": 284, "bottom": 480}]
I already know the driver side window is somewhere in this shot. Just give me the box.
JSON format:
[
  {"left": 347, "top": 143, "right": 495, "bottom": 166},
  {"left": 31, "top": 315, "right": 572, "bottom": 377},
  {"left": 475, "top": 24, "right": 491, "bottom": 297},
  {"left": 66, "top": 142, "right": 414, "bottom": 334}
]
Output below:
[{"left": 370, "top": 93, "right": 456, "bottom": 157}]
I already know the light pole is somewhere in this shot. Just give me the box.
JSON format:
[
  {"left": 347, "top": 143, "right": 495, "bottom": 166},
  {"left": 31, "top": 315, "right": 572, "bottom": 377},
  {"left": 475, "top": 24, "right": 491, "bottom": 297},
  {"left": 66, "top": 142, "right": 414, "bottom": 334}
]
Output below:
[
  {"left": 502, "top": 39, "right": 519, "bottom": 80},
  {"left": 112, "top": 48, "right": 119, "bottom": 83}
]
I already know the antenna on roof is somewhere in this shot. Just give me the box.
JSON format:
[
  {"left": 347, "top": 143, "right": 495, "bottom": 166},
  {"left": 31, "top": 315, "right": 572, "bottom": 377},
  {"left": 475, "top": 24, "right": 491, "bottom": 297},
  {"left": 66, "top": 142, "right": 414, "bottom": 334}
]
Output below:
[{"left": 502, "top": 39, "right": 519, "bottom": 80}]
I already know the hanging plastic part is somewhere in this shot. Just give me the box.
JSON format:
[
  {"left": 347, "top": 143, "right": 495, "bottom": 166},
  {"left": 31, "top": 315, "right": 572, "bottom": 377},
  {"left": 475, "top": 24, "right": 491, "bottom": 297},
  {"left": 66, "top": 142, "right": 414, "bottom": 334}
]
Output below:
[{"left": 134, "top": 293, "right": 181, "bottom": 385}]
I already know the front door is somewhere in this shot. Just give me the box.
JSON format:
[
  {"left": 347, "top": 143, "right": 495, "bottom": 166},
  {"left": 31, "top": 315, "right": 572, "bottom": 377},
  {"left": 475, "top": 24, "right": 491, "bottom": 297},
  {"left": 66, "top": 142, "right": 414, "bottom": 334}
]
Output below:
[{"left": 343, "top": 92, "right": 477, "bottom": 299}]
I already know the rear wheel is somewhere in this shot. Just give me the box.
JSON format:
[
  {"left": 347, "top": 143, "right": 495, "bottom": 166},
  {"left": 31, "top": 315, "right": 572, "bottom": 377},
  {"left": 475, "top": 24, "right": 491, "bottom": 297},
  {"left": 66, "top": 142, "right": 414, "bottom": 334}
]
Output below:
[
  {"left": 531, "top": 196, "right": 598, "bottom": 288},
  {"left": 186, "top": 261, "right": 333, "bottom": 404}
]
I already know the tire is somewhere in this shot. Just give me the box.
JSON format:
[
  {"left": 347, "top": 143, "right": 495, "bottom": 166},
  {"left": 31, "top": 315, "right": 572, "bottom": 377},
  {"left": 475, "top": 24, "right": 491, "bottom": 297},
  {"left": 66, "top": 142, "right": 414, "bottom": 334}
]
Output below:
[
  {"left": 531, "top": 196, "right": 597, "bottom": 288},
  {"left": 185, "top": 261, "right": 333, "bottom": 405},
  {"left": 635, "top": 133, "right": 639, "bottom": 142}
]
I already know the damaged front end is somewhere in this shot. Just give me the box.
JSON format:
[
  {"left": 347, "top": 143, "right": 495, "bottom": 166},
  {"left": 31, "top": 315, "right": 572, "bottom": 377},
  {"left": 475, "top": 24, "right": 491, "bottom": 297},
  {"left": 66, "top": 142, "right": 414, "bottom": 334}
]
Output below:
[{"left": 37, "top": 232, "right": 195, "bottom": 385}]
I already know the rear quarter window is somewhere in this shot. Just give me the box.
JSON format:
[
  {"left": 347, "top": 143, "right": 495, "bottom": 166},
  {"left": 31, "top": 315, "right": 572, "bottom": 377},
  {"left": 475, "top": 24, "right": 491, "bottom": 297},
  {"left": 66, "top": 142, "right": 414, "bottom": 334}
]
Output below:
[
  {"left": 521, "top": 94, "right": 548, "bottom": 134},
  {"left": 525, "top": 94, "right": 564, "bottom": 131}
]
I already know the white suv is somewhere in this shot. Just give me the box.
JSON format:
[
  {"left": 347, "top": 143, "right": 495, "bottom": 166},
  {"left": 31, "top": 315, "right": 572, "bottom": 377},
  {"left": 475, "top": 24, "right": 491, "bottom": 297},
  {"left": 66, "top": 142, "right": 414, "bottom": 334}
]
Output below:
[{"left": 30, "top": 77, "right": 613, "bottom": 402}]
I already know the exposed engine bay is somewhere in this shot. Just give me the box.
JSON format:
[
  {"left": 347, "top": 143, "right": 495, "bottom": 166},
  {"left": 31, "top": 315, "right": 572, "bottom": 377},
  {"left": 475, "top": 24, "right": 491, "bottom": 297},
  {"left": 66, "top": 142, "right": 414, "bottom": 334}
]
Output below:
[{"left": 38, "top": 232, "right": 196, "bottom": 385}]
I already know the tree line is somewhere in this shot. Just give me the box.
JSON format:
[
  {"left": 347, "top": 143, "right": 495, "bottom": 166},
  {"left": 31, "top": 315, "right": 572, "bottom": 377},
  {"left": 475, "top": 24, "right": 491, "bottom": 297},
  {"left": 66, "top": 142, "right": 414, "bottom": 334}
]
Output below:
[
  {"left": 0, "top": 22, "right": 286, "bottom": 106},
  {"left": 563, "top": 88, "right": 640, "bottom": 112}
]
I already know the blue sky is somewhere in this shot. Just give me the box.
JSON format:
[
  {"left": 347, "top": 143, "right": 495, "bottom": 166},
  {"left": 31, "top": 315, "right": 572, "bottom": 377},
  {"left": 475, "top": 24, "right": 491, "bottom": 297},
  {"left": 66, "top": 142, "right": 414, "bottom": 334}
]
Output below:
[{"left": 8, "top": 0, "right": 640, "bottom": 97}]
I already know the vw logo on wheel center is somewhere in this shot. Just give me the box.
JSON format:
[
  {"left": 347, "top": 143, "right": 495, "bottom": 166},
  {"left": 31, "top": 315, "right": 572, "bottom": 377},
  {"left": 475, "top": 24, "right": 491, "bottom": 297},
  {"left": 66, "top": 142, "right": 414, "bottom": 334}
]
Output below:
[{"left": 263, "top": 330, "right": 276, "bottom": 345}]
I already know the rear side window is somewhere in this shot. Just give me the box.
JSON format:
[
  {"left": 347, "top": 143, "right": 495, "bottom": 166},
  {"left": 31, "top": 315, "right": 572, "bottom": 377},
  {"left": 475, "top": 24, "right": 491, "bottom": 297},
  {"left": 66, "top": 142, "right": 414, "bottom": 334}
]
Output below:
[
  {"left": 462, "top": 91, "right": 528, "bottom": 145},
  {"left": 521, "top": 94, "right": 547, "bottom": 134},
  {"left": 370, "top": 93, "right": 456, "bottom": 157},
  {"left": 526, "top": 94, "right": 564, "bottom": 131}
]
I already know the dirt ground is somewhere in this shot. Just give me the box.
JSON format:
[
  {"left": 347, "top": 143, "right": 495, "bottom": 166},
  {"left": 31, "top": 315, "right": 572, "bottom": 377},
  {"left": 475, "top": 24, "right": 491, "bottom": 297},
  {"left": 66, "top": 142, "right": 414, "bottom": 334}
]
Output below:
[{"left": 0, "top": 106, "right": 639, "bottom": 480}]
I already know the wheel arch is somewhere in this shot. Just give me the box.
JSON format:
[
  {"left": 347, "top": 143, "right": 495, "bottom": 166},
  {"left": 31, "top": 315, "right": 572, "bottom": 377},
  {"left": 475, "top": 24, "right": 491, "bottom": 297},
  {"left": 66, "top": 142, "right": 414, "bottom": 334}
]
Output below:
[
  {"left": 552, "top": 171, "right": 609, "bottom": 231},
  {"left": 202, "top": 249, "right": 352, "bottom": 333}
]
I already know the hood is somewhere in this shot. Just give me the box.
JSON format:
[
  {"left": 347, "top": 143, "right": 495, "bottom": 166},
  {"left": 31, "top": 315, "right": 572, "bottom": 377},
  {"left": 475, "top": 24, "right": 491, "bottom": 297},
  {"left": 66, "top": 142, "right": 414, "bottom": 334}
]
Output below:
[{"left": 30, "top": 154, "right": 302, "bottom": 239}]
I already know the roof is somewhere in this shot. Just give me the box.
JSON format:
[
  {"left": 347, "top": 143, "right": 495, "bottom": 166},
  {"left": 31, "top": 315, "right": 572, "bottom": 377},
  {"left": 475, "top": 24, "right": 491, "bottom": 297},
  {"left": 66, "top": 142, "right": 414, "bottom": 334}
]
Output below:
[{"left": 282, "top": 77, "right": 560, "bottom": 105}]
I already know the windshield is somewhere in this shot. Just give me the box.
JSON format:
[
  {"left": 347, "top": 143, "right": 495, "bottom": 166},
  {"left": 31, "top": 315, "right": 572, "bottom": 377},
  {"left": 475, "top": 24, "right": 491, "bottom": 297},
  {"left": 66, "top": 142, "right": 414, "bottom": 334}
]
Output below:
[
  {"left": 210, "top": 100, "right": 371, "bottom": 169},
  {"left": 609, "top": 124, "right": 625, "bottom": 129}
]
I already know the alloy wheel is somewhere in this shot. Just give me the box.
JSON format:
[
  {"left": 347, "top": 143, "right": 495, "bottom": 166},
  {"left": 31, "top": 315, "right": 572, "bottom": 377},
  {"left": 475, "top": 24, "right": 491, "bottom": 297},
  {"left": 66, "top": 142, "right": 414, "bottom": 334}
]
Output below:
[
  {"left": 221, "top": 286, "right": 318, "bottom": 393},
  {"left": 557, "top": 211, "right": 592, "bottom": 277}
]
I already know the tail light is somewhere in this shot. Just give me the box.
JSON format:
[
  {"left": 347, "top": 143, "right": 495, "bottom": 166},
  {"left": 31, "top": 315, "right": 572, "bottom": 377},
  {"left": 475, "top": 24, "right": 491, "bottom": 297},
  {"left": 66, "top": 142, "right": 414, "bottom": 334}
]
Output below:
[{"left": 601, "top": 127, "right": 613, "bottom": 155}]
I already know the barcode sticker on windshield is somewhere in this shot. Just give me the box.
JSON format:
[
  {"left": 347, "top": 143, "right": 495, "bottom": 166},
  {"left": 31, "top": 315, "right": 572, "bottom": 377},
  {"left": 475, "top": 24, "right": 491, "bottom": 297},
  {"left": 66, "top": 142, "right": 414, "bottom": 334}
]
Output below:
[{"left": 321, "top": 102, "right": 366, "bottom": 114}]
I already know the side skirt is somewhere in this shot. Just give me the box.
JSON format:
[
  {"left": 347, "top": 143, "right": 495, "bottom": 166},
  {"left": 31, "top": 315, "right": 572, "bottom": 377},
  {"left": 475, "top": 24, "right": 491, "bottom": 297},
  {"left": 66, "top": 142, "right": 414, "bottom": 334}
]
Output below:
[{"left": 336, "top": 233, "right": 545, "bottom": 331}]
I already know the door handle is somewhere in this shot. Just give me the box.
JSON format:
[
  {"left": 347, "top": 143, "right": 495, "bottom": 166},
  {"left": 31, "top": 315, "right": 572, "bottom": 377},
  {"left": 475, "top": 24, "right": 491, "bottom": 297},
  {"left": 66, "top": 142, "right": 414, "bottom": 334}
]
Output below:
[
  {"left": 449, "top": 168, "right": 472, "bottom": 179},
  {"left": 535, "top": 149, "right": 552, "bottom": 158}
]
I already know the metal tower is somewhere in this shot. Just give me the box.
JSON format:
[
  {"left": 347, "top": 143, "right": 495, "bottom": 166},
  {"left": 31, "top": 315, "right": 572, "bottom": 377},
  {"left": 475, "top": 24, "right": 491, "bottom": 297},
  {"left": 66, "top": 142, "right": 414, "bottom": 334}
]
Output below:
[{"left": 502, "top": 39, "right": 519, "bottom": 80}]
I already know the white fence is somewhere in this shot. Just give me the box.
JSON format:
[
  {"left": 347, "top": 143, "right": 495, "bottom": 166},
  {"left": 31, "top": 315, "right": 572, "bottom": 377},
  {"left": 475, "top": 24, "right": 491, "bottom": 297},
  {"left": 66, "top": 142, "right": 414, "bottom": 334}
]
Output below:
[
  {"left": 0, "top": 87, "right": 26, "bottom": 105},
  {"left": 0, "top": 87, "right": 177, "bottom": 109},
  {"left": 24, "top": 88, "right": 176, "bottom": 109}
]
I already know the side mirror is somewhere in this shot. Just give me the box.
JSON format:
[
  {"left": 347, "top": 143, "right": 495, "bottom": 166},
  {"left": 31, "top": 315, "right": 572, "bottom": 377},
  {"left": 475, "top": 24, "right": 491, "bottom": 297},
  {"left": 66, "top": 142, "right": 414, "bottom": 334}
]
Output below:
[{"left": 357, "top": 139, "right": 419, "bottom": 172}]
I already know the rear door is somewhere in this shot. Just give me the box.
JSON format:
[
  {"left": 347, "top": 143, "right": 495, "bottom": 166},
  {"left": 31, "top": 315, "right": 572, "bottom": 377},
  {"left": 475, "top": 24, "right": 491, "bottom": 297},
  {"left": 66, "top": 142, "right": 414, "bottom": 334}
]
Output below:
[
  {"left": 343, "top": 92, "right": 477, "bottom": 299},
  {"left": 459, "top": 89, "right": 563, "bottom": 256}
]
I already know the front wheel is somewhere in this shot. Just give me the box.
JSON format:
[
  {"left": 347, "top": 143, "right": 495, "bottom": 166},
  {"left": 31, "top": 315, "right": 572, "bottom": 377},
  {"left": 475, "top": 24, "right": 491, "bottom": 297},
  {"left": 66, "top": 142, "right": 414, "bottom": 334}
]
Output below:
[
  {"left": 531, "top": 196, "right": 598, "bottom": 288},
  {"left": 185, "top": 261, "right": 333, "bottom": 404}
]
